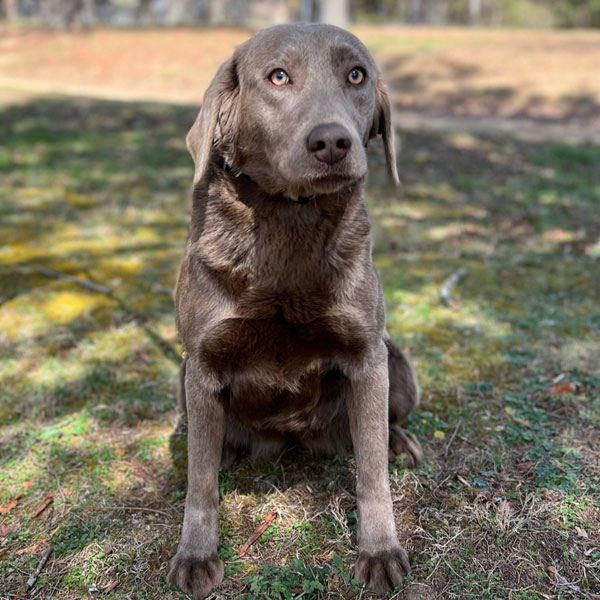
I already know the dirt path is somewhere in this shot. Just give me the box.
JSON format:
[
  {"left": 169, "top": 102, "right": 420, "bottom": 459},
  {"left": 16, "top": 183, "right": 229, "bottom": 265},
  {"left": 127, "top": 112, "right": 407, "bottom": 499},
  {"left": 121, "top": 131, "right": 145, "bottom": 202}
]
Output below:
[{"left": 2, "top": 25, "right": 600, "bottom": 140}]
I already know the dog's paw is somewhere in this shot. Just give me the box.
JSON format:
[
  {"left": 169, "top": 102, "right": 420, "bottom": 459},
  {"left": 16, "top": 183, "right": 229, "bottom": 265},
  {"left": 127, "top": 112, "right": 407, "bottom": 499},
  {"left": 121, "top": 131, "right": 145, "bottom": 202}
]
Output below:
[
  {"left": 389, "top": 425, "right": 423, "bottom": 468},
  {"left": 167, "top": 551, "right": 224, "bottom": 600},
  {"left": 353, "top": 546, "right": 410, "bottom": 594}
]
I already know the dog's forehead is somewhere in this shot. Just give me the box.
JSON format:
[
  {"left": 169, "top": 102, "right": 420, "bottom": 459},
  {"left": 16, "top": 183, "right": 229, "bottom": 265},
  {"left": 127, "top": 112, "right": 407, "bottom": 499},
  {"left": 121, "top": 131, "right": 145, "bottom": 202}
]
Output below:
[{"left": 236, "top": 24, "right": 376, "bottom": 71}]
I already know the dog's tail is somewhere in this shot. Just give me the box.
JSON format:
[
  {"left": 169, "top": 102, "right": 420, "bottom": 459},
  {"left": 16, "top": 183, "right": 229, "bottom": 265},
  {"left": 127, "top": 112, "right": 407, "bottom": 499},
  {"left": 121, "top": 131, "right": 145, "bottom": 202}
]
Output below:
[{"left": 177, "top": 352, "right": 188, "bottom": 415}]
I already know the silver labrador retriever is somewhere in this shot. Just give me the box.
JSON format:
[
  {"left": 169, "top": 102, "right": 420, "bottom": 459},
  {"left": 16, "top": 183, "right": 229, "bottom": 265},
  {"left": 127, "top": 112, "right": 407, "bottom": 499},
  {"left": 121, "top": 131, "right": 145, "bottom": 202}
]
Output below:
[{"left": 168, "top": 23, "right": 423, "bottom": 599}]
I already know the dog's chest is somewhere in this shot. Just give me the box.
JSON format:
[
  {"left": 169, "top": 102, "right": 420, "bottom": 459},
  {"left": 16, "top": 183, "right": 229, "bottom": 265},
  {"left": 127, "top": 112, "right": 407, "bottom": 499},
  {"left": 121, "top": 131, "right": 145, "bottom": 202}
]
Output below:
[
  {"left": 200, "top": 306, "right": 367, "bottom": 379},
  {"left": 198, "top": 307, "right": 367, "bottom": 431}
]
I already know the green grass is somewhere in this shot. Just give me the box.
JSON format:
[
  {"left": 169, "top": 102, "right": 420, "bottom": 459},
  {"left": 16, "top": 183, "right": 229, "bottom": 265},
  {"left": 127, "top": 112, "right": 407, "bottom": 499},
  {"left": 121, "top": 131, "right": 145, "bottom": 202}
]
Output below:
[{"left": 0, "top": 91, "right": 599, "bottom": 599}]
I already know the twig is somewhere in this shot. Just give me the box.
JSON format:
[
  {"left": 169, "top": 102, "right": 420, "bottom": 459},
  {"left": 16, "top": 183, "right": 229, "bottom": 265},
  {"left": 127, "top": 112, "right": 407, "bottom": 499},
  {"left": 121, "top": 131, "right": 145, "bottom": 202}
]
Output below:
[
  {"left": 237, "top": 513, "right": 277, "bottom": 557},
  {"left": 36, "top": 266, "right": 113, "bottom": 295},
  {"left": 425, "top": 530, "right": 463, "bottom": 581},
  {"left": 440, "top": 266, "right": 468, "bottom": 307},
  {"left": 26, "top": 546, "right": 53, "bottom": 591},
  {"left": 36, "top": 265, "right": 180, "bottom": 364},
  {"left": 444, "top": 420, "right": 462, "bottom": 457},
  {"left": 103, "top": 580, "right": 120, "bottom": 594},
  {"left": 81, "top": 505, "right": 171, "bottom": 518},
  {"left": 32, "top": 493, "right": 54, "bottom": 518}
]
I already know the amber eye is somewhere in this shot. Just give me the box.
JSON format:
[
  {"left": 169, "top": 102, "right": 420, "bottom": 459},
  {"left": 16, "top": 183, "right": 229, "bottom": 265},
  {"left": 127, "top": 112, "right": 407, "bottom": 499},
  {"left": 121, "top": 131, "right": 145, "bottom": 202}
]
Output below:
[
  {"left": 348, "top": 68, "right": 365, "bottom": 85},
  {"left": 270, "top": 69, "right": 290, "bottom": 86}
]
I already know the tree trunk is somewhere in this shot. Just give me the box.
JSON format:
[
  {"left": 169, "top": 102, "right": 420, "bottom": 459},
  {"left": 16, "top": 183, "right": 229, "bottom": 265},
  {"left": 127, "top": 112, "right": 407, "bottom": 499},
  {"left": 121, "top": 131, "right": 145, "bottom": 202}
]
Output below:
[
  {"left": 42, "top": 0, "right": 95, "bottom": 30},
  {"left": 206, "top": 0, "right": 227, "bottom": 24},
  {"left": 300, "top": 0, "right": 315, "bottom": 22},
  {"left": 166, "top": 0, "right": 199, "bottom": 25},
  {"left": 320, "top": 0, "right": 350, "bottom": 28},
  {"left": 469, "top": 0, "right": 481, "bottom": 25},
  {"left": 2, "top": 0, "right": 18, "bottom": 22}
]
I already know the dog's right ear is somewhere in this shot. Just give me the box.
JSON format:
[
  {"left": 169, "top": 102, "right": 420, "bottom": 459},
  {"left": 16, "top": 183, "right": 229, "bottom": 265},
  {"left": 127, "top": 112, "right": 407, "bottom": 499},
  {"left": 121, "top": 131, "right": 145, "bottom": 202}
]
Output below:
[
  {"left": 370, "top": 72, "right": 399, "bottom": 187},
  {"left": 186, "top": 58, "right": 240, "bottom": 186}
]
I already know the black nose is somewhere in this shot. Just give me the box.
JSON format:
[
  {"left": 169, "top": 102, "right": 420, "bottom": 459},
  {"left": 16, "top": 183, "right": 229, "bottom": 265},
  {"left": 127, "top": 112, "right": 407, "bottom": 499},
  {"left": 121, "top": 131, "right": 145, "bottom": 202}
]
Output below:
[{"left": 306, "top": 123, "right": 352, "bottom": 165}]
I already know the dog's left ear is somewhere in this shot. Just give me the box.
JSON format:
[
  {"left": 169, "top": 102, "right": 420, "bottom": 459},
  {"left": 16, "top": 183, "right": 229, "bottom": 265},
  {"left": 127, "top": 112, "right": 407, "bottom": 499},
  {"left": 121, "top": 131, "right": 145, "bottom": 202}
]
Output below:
[
  {"left": 186, "top": 57, "right": 240, "bottom": 186},
  {"left": 370, "top": 73, "right": 399, "bottom": 187}
]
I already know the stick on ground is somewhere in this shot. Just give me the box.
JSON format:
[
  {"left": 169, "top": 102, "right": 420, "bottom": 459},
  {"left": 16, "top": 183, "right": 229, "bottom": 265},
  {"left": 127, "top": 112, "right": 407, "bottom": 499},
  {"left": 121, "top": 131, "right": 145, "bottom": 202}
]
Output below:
[
  {"left": 440, "top": 266, "right": 468, "bottom": 308},
  {"left": 237, "top": 513, "right": 277, "bottom": 558},
  {"left": 26, "top": 546, "right": 53, "bottom": 591},
  {"left": 36, "top": 265, "right": 113, "bottom": 295}
]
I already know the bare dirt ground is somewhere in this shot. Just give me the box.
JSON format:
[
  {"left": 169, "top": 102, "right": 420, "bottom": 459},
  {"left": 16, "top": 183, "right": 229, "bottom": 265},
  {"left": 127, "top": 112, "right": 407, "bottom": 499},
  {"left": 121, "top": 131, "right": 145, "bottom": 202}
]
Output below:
[{"left": 1, "top": 26, "right": 600, "bottom": 128}]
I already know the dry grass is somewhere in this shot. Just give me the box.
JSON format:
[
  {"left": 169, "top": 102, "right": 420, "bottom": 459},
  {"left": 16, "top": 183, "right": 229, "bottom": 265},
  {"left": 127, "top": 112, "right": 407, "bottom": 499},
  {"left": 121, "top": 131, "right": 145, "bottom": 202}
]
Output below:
[{"left": 1, "top": 24, "right": 599, "bottom": 600}]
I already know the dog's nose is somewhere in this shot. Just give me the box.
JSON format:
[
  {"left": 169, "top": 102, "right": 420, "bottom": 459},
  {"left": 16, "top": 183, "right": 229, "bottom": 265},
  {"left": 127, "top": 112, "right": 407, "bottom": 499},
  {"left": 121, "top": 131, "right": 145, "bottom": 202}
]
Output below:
[{"left": 306, "top": 123, "right": 352, "bottom": 165}]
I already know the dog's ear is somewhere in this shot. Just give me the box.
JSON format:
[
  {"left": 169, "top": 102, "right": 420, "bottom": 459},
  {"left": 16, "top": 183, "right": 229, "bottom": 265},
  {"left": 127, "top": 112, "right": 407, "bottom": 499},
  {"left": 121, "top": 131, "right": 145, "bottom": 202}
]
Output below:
[
  {"left": 186, "top": 58, "right": 240, "bottom": 186},
  {"left": 370, "top": 73, "right": 399, "bottom": 187}
]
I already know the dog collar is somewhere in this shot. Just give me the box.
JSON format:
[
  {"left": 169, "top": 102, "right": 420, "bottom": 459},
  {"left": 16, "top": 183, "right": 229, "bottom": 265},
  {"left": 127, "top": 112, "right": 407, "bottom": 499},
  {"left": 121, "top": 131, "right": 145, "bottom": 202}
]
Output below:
[{"left": 213, "top": 154, "right": 310, "bottom": 205}]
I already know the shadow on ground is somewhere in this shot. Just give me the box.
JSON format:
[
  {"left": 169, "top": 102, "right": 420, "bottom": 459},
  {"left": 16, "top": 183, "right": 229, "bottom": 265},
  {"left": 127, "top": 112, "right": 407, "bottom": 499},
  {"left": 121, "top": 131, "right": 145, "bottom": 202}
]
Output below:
[
  {"left": 379, "top": 52, "right": 600, "bottom": 126},
  {"left": 1, "top": 95, "right": 599, "bottom": 599}
]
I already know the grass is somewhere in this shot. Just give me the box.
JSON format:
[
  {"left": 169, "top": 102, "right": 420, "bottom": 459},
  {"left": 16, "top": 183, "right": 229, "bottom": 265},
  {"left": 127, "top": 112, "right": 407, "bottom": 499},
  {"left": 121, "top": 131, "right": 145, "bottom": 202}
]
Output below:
[{"left": 0, "top": 84, "right": 599, "bottom": 599}]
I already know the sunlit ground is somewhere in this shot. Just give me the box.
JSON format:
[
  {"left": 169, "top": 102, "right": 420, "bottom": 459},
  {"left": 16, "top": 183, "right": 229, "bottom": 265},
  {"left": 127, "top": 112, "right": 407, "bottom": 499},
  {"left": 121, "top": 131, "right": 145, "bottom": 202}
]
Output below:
[{"left": 1, "top": 28, "right": 599, "bottom": 600}]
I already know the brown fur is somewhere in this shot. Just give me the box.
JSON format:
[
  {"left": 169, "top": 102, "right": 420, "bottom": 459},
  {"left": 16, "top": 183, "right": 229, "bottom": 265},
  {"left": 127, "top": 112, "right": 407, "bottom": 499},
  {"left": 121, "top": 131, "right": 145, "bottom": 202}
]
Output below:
[{"left": 168, "top": 24, "right": 423, "bottom": 599}]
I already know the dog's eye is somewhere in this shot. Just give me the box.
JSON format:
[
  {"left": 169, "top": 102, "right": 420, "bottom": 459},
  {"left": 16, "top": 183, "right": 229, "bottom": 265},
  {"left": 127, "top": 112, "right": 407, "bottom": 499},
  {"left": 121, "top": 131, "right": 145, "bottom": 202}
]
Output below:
[
  {"left": 270, "top": 69, "right": 290, "bottom": 86},
  {"left": 348, "top": 68, "right": 365, "bottom": 85}
]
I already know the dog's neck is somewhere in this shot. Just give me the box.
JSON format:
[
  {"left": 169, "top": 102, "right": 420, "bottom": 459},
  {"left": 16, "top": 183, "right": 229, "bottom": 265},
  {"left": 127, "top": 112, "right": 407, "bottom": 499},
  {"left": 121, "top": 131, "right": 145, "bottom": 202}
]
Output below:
[{"left": 212, "top": 153, "right": 343, "bottom": 206}]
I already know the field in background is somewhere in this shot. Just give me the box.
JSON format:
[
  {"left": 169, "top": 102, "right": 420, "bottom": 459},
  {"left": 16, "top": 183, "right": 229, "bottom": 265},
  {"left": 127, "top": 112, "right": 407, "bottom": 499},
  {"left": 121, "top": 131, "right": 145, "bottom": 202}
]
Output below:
[
  {"left": 1, "top": 25, "right": 600, "bottom": 600},
  {"left": 1, "top": 26, "right": 600, "bottom": 126}
]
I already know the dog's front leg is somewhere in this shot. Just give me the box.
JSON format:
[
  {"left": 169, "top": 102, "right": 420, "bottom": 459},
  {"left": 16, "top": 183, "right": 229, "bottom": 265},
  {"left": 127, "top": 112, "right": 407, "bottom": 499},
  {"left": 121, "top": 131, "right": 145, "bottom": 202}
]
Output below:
[
  {"left": 168, "top": 360, "right": 225, "bottom": 600},
  {"left": 347, "top": 347, "right": 411, "bottom": 594}
]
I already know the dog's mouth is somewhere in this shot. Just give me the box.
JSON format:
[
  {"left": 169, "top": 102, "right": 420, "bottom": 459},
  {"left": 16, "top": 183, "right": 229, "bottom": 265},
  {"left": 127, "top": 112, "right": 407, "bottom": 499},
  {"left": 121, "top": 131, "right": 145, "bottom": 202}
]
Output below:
[
  {"left": 282, "top": 169, "right": 365, "bottom": 201},
  {"left": 284, "top": 172, "right": 360, "bottom": 200},
  {"left": 313, "top": 173, "right": 356, "bottom": 184}
]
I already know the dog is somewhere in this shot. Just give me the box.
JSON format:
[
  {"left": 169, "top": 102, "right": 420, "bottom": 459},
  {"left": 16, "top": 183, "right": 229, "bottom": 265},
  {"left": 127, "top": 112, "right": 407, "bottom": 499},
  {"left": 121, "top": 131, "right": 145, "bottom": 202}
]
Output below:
[{"left": 167, "top": 23, "right": 423, "bottom": 599}]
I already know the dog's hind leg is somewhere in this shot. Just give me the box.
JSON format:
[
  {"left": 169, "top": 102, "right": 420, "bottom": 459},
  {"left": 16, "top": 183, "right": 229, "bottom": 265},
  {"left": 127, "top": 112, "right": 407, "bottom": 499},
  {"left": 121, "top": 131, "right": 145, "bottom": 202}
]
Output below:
[
  {"left": 385, "top": 334, "right": 423, "bottom": 467},
  {"left": 177, "top": 353, "right": 188, "bottom": 415}
]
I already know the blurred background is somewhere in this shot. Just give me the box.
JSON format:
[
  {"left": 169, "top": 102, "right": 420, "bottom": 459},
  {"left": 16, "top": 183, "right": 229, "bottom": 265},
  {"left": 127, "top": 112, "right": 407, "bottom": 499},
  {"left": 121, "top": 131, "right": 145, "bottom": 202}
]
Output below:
[
  {"left": 1, "top": 2, "right": 599, "bottom": 600},
  {"left": 2, "top": 0, "right": 600, "bottom": 28}
]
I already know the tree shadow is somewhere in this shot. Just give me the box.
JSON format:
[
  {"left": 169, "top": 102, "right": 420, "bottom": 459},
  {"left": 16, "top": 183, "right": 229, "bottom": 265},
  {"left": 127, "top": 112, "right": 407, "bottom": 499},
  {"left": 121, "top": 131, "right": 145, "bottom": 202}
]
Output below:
[
  {"left": 379, "top": 53, "right": 600, "bottom": 125},
  {"left": 2, "top": 93, "right": 599, "bottom": 598}
]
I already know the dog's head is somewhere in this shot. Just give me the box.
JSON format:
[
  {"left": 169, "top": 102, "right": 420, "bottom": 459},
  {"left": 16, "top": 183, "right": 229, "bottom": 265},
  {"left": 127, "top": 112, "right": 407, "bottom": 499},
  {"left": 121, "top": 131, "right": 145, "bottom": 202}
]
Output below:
[{"left": 187, "top": 24, "right": 398, "bottom": 199}]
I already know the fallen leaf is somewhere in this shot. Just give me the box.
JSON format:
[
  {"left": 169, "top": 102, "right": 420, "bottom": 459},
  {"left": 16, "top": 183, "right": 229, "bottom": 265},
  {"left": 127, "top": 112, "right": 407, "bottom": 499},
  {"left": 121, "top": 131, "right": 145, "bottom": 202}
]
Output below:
[
  {"left": 103, "top": 580, "right": 120, "bottom": 594},
  {"left": 516, "top": 461, "right": 534, "bottom": 472},
  {"left": 16, "top": 544, "right": 39, "bottom": 556},
  {"left": 0, "top": 493, "right": 22, "bottom": 514},
  {"left": 433, "top": 430, "right": 445, "bottom": 439},
  {"left": 548, "top": 383, "right": 581, "bottom": 395},
  {"left": 32, "top": 493, "right": 54, "bottom": 518},
  {"left": 135, "top": 350, "right": 152, "bottom": 364},
  {"left": 0, "top": 525, "right": 14, "bottom": 538},
  {"left": 128, "top": 460, "right": 147, "bottom": 480},
  {"left": 23, "top": 481, "right": 33, "bottom": 490},
  {"left": 237, "top": 512, "right": 277, "bottom": 558},
  {"left": 497, "top": 502, "right": 517, "bottom": 516}
]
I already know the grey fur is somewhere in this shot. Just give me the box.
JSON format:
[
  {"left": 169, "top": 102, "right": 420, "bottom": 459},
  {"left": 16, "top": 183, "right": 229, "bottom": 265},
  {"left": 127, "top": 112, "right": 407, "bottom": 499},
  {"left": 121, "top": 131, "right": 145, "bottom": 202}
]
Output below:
[{"left": 167, "top": 24, "right": 422, "bottom": 599}]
